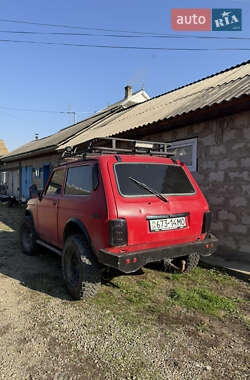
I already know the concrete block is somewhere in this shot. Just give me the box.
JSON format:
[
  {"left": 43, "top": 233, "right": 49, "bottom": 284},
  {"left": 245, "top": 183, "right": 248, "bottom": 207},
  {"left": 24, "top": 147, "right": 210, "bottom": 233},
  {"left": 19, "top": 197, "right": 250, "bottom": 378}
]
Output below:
[
  {"left": 229, "top": 224, "right": 248, "bottom": 234},
  {"left": 228, "top": 171, "right": 249, "bottom": 181},
  {"left": 242, "top": 216, "right": 250, "bottom": 225},
  {"left": 200, "top": 160, "right": 216, "bottom": 170},
  {"left": 223, "top": 129, "right": 236, "bottom": 143},
  {"left": 210, "top": 145, "right": 226, "bottom": 155},
  {"left": 209, "top": 171, "right": 225, "bottom": 182},
  {"left": 241, "top": 185, "right": 250, "bottom": 196},
  {"left": 243, "top": 127, "right": 250, "bottom": 140},
  {"left": 208, "top": 196, "right": 224, "bottom": 206},
  {"left": 218, "top": 159, "right": 237, "bottom": 171},
  {"left": 176, "top": 129, "right": 189, "bottom": 139},
  {"left": 230, "top": 197, "right": 248, "bottom": 207},
  {"left": 240, "top": 157, "right": 250, "bottom": 168},
  {"left": 222, "top": 237, "right": 238, "bottom": 250},
  {"left": 232, "top": 142, "right": 245, "bottom": 151},
  {"left": 219, "top": 210, "right": 237, "bottom": 222},
  {"left": 212, "top": 221, "right": 224, "bottom": 231},
  {"left": 200, "top": 135, "right": 215, "bottom": 146}
]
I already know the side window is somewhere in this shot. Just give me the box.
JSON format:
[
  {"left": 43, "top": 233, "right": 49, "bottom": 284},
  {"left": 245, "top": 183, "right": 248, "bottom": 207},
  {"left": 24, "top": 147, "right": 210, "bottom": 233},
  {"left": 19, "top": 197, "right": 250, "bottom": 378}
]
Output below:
[
  {"left": 167, "top": 138, "right": 197, "bottom": 172},
  {"left": 45, "top": 170, "right": 65, "bottom": 196},
  {"left": 65, "top": 165, "right": 94, "bottom": 196}
]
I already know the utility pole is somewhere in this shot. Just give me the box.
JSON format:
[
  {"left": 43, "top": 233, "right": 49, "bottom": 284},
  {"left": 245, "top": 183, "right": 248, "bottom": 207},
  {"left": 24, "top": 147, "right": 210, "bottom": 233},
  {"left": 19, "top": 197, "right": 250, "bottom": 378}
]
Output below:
[{"left": 67, "top": 105, "right": 76, "bottom": 125}]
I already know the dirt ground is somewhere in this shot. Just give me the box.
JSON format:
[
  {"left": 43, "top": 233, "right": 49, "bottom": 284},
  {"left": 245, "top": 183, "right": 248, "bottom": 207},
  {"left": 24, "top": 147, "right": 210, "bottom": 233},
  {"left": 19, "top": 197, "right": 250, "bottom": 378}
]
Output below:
[{"left": 0, "top": 204, "right": 249, "bottom": 380}]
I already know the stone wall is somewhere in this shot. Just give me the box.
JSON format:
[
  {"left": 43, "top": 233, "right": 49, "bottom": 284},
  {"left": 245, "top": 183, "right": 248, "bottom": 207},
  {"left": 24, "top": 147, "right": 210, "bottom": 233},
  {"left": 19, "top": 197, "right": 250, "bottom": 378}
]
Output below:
[{"left": 141, "top": 110, "right": 250, "bottom": 255}]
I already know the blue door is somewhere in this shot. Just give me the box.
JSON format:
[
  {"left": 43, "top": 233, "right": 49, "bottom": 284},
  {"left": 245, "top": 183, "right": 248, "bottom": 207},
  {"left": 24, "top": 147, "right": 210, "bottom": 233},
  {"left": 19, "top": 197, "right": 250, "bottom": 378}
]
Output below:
[
  {"left": 21, "top": 167, "right": 32, "bottom": 200},
  {"left": 43, "top": 164, "right": 51, "bottom": 188}
]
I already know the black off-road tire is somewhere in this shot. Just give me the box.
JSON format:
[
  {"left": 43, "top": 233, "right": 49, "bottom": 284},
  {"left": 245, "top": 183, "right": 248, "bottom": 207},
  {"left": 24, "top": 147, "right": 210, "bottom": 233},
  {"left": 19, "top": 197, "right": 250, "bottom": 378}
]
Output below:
[
  {"left": 163, "top": 253, "right": 200, "bottom": 274},
  {"left": 62, "top": 234, "right": 101, "bottom": 300},
  {"left": 19, "top": 215, "right": 39, "bottom": 256}
]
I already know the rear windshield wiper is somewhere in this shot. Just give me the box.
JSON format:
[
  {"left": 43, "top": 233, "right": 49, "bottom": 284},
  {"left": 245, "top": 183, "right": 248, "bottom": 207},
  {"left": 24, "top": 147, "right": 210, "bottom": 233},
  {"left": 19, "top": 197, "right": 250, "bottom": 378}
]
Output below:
[{"left": 129, "top": 177, "right": 168, "bottom": 203}]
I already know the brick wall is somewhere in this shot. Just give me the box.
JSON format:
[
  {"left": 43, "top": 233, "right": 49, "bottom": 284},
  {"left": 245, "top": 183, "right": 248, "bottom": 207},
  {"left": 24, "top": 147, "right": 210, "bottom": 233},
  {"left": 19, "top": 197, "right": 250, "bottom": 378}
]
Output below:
[{"left": 140, "top": 110, "right": 250, "bottom": 255}]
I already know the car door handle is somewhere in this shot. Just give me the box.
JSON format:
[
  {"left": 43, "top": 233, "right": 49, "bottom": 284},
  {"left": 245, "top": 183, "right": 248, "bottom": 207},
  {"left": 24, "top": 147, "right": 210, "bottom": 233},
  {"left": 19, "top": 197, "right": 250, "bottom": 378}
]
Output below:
[{"left": 52, "top": 200, "right": 57, "bottom": 206}]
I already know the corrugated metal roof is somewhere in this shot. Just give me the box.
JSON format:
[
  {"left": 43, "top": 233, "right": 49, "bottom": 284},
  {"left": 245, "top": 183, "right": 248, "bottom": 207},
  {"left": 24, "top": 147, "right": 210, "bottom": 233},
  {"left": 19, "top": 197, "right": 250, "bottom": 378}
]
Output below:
[
  {"left": 3, "top": 88, "right": 150, "bottom": 161},
  {"left": 58, "top": 61, "right": 250, "bottom": 149},
  {"left": 3, "top": 60, "right": 250, "bottom": 159},
  {"left": 2, "top": 106, "right": 124, "bottom": 160}
]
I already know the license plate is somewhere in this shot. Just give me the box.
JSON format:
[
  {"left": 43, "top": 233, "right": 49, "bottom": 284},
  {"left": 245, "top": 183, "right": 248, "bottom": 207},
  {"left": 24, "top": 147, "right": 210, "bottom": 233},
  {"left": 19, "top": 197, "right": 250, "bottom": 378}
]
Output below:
[{"left": 149, "top": 217, "right": 186, "bottom": 232}]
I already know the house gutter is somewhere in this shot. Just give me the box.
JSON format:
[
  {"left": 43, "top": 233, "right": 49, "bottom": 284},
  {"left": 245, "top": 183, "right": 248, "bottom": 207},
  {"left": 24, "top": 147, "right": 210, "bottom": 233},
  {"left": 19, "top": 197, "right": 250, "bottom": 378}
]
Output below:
[{"left": 0, "top": 145, "right": 56, "bottom": 163}]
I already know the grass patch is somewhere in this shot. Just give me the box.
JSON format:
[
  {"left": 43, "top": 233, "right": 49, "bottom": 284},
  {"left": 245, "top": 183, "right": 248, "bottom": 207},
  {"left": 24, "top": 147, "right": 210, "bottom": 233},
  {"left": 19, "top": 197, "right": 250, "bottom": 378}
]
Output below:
[
  {"left": 89, "top": 271, "right": 167, "bottom": 325},
  {"left": 137, "top": 279, "right": 156, "bottom": 289},
  {"left": 168, "top": 266, "right": 238, "bottom": 288},
  {"left": 91, "top": 289, "right": 119, "bottom": 308},
  {"left": 168, "top": 287, "right": 240, "bottom": 317},
  {"left": 88, "top": 266, "right": 248, "bottom": 329}
]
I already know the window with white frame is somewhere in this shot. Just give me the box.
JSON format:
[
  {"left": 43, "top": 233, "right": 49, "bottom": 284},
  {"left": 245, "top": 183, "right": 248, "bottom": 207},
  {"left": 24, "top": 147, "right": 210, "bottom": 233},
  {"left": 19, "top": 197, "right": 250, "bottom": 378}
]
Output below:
[
  {"left": 0, "top": 171, "right": 7, "bottom": 185},
  {"left": 167, "top": 138, "right": 197, "bottom": 172},
  {"left": 34, "top": 168, "right": 40, "bottom": 178}
]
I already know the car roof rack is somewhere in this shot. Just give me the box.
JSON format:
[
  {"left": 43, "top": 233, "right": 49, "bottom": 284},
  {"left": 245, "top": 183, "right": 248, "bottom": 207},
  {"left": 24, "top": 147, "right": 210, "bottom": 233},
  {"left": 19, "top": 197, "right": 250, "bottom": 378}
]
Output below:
[{"left": 61, "top": 137, "right": 176, "bottom": 159}]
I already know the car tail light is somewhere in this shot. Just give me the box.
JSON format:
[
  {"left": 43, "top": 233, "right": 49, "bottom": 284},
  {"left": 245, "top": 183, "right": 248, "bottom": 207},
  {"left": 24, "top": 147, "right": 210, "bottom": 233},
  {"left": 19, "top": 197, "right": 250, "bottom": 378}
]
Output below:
[
  {"left": 202, "top": 211, "right": 212, "bottom": 234},
  {"left": 109, "top": 219, "right": 128, "bottom": 246}
]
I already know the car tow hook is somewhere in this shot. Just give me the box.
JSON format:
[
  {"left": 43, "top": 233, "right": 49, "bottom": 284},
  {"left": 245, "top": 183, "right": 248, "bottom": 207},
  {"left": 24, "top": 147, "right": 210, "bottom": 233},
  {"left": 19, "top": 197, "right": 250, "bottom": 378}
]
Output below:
[
  {"left": 170, "top": 259, "right": 186, "bottom": 272},
  {"left": 180, "top": 260, "right": 186, "bottom": 272}
]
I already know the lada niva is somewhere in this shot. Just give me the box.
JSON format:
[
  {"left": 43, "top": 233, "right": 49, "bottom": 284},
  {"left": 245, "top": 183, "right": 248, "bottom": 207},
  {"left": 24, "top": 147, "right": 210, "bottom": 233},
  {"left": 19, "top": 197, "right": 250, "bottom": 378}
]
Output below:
[{"left": 20, "top": 138, "right": 218, "bottom": 299}]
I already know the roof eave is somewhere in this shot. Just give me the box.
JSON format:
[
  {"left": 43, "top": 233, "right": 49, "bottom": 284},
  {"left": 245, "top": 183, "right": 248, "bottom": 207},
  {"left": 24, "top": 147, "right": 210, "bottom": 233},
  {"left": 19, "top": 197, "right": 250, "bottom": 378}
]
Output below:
[
  {"left": 1, "top": 145, "right": 57, "bottom": 162},
  {"left": 115, "top": 94, "right": 250, "bottom": 139}
]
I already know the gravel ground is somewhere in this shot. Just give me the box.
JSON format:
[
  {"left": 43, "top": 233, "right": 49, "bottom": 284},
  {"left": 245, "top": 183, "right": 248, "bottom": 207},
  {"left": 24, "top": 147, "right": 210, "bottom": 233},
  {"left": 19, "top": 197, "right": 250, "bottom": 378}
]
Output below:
[{"left": 0, "top": 205, "right": 249, "bottom": 379}]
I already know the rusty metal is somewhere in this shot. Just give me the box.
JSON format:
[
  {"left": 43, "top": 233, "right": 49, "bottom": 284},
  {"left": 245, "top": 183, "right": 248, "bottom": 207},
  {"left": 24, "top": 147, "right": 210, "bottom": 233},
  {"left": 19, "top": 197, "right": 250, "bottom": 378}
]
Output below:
[{"left": 169, "top": 259, "right": 186, "bottom": 272}]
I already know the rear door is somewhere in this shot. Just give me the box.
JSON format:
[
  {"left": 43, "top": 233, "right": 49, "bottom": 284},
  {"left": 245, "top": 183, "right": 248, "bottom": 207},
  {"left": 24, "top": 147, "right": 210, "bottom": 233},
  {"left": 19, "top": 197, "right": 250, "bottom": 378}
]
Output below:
[
  {"left": 110, "top": 160, "right": 206, "bottom": 247},
  {"left": 57, "top": 162, "right": 107, "bottom": 250}
]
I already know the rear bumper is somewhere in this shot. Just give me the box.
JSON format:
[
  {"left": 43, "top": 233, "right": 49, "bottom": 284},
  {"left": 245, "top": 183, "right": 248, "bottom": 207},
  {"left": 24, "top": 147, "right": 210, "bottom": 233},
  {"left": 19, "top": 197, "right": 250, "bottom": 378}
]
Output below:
[{"left": 96, "top": 233, "right": 218, "bottom": 273}]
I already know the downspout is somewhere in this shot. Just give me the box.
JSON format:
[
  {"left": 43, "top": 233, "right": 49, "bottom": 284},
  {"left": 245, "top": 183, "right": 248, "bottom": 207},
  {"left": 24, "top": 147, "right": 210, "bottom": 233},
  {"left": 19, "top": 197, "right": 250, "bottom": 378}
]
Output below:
[{"left": 19, "top": 161, "right": 22, "bottom": 201}]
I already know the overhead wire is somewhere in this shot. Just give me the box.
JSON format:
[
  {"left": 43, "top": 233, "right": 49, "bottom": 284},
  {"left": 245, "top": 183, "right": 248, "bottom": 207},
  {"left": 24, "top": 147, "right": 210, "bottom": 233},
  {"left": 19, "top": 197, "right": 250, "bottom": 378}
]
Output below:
[
  {"left": 0, "top": 17, "right": 187, "bottom": 35},
  {"left": 0, "top": 18, "right": 249, "bottom": 40},
  {"left": 0, "top": 29, "right": 249, "bottom": 40},
  {"left": 0, "top": 38, "right": 249, "bottom": 50},
  {"left": 0, "top": 105, "right": 91, "bottom": 114}
]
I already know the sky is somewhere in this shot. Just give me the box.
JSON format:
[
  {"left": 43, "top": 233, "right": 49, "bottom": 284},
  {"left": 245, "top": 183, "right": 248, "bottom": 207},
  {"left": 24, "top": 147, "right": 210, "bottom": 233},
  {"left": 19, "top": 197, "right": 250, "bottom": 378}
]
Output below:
[{"left": 0, "top": 0, "right": 250, "bottom": 152}]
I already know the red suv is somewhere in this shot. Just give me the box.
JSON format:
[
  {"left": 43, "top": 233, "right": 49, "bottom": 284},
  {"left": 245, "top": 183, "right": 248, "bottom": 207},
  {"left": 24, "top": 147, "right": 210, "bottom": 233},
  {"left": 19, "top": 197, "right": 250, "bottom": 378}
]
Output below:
[{"left": 20, "top": 138, "right": 218, "bottom": 300}]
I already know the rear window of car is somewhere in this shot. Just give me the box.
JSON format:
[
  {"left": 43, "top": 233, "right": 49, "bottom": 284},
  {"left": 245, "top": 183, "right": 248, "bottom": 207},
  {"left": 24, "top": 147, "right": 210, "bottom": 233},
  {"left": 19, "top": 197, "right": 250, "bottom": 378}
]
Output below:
[
  {"left": 46, "top": 169, "right": 65, "bottom": 196},
  {"left": 114, "top": 163, "right": 195, "bottom": 196}
]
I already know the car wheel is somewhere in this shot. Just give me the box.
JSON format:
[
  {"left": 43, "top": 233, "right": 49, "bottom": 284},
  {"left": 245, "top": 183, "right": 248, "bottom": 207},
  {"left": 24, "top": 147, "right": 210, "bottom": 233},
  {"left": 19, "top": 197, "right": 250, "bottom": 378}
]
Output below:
[
  {"left": 62, "top": 234, "right": 101, "bottom": 300},
  {"left": 19, "top": 216, "right": 38, "bottom": 255},
  {"left": 163, "top": 253, "right": 200, "bottom": 273}
]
